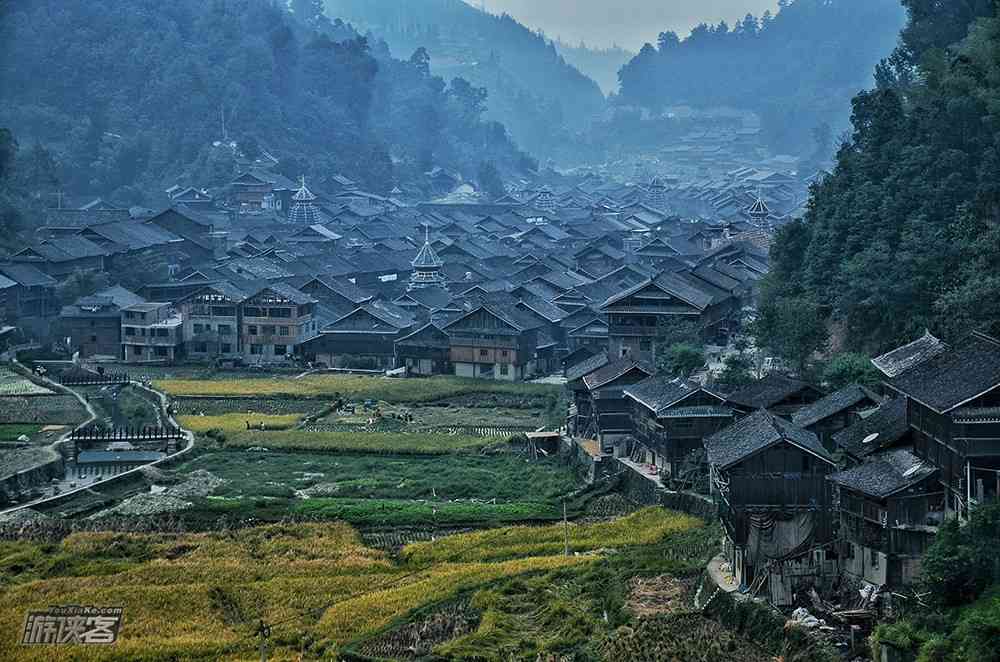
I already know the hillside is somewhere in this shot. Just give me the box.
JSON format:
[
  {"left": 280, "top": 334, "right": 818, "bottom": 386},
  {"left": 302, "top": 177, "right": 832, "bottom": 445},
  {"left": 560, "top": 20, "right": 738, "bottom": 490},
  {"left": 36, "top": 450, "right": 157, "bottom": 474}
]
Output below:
[
  {"left": 553, "top": 40, "right": 635, "bottom": 95},
  {"left": 760, "top": 1, "right": 1000, "bottom": 353},
  {"left": 325, "top": 0, "right": 607, "bottom": 165},
  {"left": 0, "top": 0, "right": 535, "bottom": 205},
  {"left": 618, "top": 0, "right": 905, "bottom": 156}
]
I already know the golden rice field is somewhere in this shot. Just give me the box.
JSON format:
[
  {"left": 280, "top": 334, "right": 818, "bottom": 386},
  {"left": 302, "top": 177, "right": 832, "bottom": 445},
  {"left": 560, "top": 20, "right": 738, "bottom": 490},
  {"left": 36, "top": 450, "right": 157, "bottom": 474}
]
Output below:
[
  {"left": 178, "top": 413, "right": 304, "bottom": 433},
  {"left": 0, "top": 509, "right": 699, "bottom": 661},
  {"left": 401, "top": 508, "right": 703, "bottom": 564},
  {"left": 155, "top": 375, "right": 558, "bottom": 402}
]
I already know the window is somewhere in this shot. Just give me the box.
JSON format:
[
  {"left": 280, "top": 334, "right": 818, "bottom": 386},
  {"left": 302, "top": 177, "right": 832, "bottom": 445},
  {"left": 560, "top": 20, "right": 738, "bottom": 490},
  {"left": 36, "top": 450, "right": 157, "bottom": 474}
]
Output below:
[
  {"left": 250, "top": 344, "right": 262, "bottom": 355},
  {"left": 640, "top": 340, "right": 652, "bottom": 352},
  {"left": 221, "top": 344, "right": 232, "bottom": 354},
  {"left": 211, "top": 306, "right": 235, "bottom": 317},
  {"left": 244, "top": 307, "right": 263, "bottom": 317},
  {"left": 218, "top": 324, "right": 232, "bottom": 336},
  {"left": 274, "top": 344, "right": 287, "bottom": 356},
  {"left": 501, "top": 350, "right": 509, "bottom": 358},
  {"left": 193, "top": 323, "right": 204, "bottom": 334},
  {"left": 870, "top": 549, "right": 879, "bottom": 569},
  {"left": 272, "top": 308, "right": 292, "bottom": 318},
  {"left": 155, "top": 328, "right": 169, "bottom": 337},
  {"left": 500, "top": 364, "right": 509, "bottom": 376},
  {"left": 279, "top": 326, "right": 290, "bottom": 336},
  {"left": 133, "top": 346, "right": 143, "bottom": 356},
  {"left": 90, "top": 335, "right": 97, "bottom": 342},
  {"left": 155, "top": 347, "right": 168, "bottom": 357},
  {"left": 195, "top": 342, "right": 207, "bottom": 353},
  {"left": 263, "top": 325, "right": 276, "bottom": 336},
  {"left": 479, "top": 349, "right": 489, "bottom": 358},
  {"left": 248, "top": 325, "right": 258, "bottom": 336},
  {"left": 124, "top": 327, "right": 135, "bottom": 336}
]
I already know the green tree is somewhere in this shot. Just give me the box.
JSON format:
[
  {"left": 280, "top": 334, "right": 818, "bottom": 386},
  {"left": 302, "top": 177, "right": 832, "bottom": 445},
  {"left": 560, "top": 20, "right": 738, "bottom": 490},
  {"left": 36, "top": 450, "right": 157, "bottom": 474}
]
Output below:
[
  {"left": 718, "top": 353, "right": 754, "bottom": 386},
  {"left": 754, "top": 297, "right": 828, "bottom": 375},
  {"left": 657, "top": 343, "right": 705, "bottom": 377},
  {"left": 821, "top": 353, "right": 880, "bottom": 389},
  {"left": 477, "top": 161, "right": 504, "bottom": 200}
]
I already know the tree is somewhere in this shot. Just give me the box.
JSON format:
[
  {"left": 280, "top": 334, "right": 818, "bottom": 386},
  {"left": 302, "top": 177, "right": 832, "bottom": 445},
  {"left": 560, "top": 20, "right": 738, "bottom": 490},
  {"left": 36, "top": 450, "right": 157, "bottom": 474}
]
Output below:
[
  {"left": 240, "top": 135, "right": 261, "bottom": 161},
  {"left": 657, "top": 343, "right": 705, "bottom": 377},
  {"left": 821, "top": 353, "right": 880, "bottom": 389},
  {"left": 0, "top": 128, "right": 16, "bottom": 183},
  {"left": 920, "top": 518, "right": 992, "bottom": 607},
  {"left": 753, "top": 297, "right": 828, "bottom": 375},
  {"left": 718, "top": 353, "right": 754, "bottom": 386},
  {"left": 56, "top": 270, "right": 111, "bottom": 306},
  {"left": 476, "top": 161, "right": 504, "bottom": 200}
]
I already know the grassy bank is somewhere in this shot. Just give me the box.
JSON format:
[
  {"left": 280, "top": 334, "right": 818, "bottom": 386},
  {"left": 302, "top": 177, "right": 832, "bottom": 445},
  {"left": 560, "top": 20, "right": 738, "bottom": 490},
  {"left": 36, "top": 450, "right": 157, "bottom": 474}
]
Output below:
[{"left": 220, "top": 429, "right": 495, "bottom": 454}]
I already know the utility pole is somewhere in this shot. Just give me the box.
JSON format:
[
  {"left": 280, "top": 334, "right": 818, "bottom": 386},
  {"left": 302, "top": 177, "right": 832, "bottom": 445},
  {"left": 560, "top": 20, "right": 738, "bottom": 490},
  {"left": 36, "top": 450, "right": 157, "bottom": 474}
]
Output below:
[
  {"left": 257, "top": 620, "right": 270, "bottom": 662},
  {"left": 563, "top": 498, "right": 569, "bottom": 556}
]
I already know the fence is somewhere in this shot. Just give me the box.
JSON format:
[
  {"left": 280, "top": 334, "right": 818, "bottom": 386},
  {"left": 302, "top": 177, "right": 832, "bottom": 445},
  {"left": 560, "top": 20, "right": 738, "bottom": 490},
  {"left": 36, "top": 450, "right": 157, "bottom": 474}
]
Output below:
[{"left": 59, "top": 371, "right": 130, "bottom": 386}]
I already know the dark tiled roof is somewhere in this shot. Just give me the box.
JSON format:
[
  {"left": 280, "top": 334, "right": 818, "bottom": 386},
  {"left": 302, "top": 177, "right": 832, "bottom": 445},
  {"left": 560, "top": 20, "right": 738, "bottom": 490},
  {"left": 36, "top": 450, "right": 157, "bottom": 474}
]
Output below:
[
  {"left": 792, "top": 384, "right": 880, "bottom": 428},
  {"left": 660, "top": 405, "right": 734, "bottom": 418},
  {"left": 872, "top": 331, "right": 946, "bottom": 379},
  {"left": 831, "top": 398, "right": 909, "bottom": 459},
  {"left": 726, "top": 373, "right": 818, "bottom": 410},
  {"left": 704, "top": 409, "right": 833, "bottom": 470},
  {"left": 624, "top": 376, "right": 721, "bottom": 416},
  {"left": 582, "top": 357, "right": 655, "bottom": 391},
  {"left": 828, "top": 449, "right": 936, "bottom": 499},
  {"left": 255, "top": 282, "right": 316, "bottom": 305},
  {"left": 0, "top": 263, "right": 57, "bottom": 287},
  {"left": 891, "top": 332, "right": 1000, "bottom": 413},
  {"left": 565, "top": 352, "right": 610, "bottom": 382},
  {"left": 950, "top": 406, "right": 1000, "bottom": 423}
]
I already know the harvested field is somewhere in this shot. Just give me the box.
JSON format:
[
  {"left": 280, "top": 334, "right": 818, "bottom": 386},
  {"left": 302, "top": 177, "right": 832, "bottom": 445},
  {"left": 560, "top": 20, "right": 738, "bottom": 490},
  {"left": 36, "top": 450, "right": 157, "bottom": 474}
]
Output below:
[
  {"left": 625, "top": 574, "right": 689, "bottom": 617},
  {"left": 171, "top": 397, "right": 319, "bottom": 416},
  {"left": 0, "top": 395, "right": 88, "bottom": 425},
  {"left": 178, "top": 413, "right": 303, "bottom": 433},
  {"left": 221, "top": 429, "right": 494, "bottom": 454}
]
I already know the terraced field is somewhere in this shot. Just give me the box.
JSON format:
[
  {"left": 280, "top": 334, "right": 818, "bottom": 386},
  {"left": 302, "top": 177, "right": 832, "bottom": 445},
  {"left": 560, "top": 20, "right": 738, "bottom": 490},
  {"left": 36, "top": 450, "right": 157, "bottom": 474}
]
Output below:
[{"left": 0, "top": 509, "right": 711, "bottom": 661}]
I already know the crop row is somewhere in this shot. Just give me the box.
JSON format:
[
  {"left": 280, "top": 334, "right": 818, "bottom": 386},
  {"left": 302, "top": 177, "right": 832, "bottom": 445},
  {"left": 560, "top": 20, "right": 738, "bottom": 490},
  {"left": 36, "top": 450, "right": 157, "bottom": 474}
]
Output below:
[
  {"left": 155, "top": 374, "right": 558, "bottom": 402},
  {"left": 170, "top": 397, "right": 317, "bottom": 416},
  {"left": 401, "top": 507, "right": 703, "bottom": 564},
  {"left": 221, "top": 430, "right": 493, "bottom": 454},
  {"left": 178, "top": 413, "right": 304, "bottom": 433},
  {"left": 0, "top": 395, "right": 89, "bottom": 424}
]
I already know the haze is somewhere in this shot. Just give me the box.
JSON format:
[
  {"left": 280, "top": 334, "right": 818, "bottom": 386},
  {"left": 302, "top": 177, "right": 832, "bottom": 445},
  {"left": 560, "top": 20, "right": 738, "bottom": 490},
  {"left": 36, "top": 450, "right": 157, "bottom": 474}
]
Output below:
[{"left": 476, "top": 0, "right": 779, "bottom": 48}]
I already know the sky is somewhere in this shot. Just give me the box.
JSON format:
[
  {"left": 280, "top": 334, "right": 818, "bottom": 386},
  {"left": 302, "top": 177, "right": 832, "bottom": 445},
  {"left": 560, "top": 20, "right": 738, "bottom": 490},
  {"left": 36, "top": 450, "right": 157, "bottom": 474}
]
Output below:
[{"left": 472, "top": 0, "right": 780, "bottom": 49}]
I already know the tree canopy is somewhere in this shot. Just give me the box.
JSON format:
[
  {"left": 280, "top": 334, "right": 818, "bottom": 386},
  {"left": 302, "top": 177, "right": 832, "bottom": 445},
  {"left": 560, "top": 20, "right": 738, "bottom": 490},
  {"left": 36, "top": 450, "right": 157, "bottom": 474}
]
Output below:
[
  {"left": 760, "top": 1, "right": 1000, "bottom": 353},
  {"left": 0, "top": 0, "right": 535, "bottom": 205}
]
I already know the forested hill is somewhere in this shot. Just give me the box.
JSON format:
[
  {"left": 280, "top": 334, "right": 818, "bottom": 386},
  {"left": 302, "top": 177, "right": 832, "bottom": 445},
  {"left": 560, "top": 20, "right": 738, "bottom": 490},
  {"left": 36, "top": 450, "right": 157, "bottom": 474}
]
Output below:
[
  {"left": 553, "top": 41, "right": 634, "bottom": 95},
  {"left": 325, "top": 0, "right": 606, "bottom": 164},
  {"left": 618, "top": 0, "right": 905, "bottom": 156},
  {"left": 0, "top": 0, "right": 535, "bottom": 205},
  {"left": 760, "top": 0, "right": 1000, "bottom": 353}
]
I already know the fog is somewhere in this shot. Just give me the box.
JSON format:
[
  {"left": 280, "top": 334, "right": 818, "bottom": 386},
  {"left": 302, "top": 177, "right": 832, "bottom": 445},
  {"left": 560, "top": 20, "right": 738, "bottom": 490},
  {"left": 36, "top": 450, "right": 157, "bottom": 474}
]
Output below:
[{"left": 477, "top": 0, "right": 779, "bottom": 47}]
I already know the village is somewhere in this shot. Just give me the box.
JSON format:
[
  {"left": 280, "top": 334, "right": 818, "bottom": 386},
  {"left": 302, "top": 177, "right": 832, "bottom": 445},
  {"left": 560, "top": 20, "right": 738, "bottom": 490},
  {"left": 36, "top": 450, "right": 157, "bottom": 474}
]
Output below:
[{"left": 0, "top": 148, "right": 996, "bottom": 660}]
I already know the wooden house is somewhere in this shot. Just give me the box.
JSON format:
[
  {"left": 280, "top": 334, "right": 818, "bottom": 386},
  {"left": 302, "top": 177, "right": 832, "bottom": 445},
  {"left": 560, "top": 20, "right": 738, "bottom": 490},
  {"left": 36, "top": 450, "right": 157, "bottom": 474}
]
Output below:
[
  {"left": 578, "top": 357, "right": 656, "bottom": 450},
  {"left": 302, "top": 301, "right": 416, "bottom": 369},
  {"left": 829, "top": 449, "right": 941, "bottom": 588},
  {"left": 624, "top": 376, "right": 733, "bottom": 483},
  {"left": 791, "top": 384, "right": 882, "bottom": 451},
  {"left": 704, "top": 410, "right": 836, "bottom": 604},
  {"left": 885, "top": 331, "right": 1000, "bottom": 517},
  {"left": 600, "top": 271, "right": 736, "bottom": 362},
  {"left": 395, "top": 323, "right": 451, "bottom": 376},
  {"left": 240, "top": 283, "right": 317, "bottom": 363},
  {"left": 441, "top": 304, "right": 540, "bottom": 381},
  {"left": 177, "top": 282, "right": 248, "bottom": 361},
  {"left": 725, "top": 373, "right": 825, "bottom": 418}
]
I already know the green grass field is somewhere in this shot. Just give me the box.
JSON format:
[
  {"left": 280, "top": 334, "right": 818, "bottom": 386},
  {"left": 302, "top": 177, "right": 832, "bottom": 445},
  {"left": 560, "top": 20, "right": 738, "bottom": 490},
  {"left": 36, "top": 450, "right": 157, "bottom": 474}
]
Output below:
[
  {"left": 0, "top": 424, "right": 41, "bottom": 441},
  {"left": 220, "top": 429, "right": 497, "bottom": 454}
]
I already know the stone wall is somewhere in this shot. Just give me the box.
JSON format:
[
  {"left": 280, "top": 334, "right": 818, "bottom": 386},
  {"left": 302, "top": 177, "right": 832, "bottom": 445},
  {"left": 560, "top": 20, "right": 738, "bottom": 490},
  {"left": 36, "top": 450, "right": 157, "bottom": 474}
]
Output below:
[{"left": 617, "top": 459, "right": 717, "bottom": 521}]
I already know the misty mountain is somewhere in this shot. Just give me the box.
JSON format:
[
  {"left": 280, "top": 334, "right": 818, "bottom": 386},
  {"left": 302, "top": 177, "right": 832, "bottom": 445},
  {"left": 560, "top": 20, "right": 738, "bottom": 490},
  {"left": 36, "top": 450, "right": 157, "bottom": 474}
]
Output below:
[
  {"left": 553, "top": 40, "right": 634, "bottom": 95},
  {"left": 0, "top": 0, "right": 535, "bottom": 205},
  {"left": 326, "top": 0, "right": 606, "bottom": 164},
  {"left": 618, "top": 0, "right": 905, "bottom": 156}
]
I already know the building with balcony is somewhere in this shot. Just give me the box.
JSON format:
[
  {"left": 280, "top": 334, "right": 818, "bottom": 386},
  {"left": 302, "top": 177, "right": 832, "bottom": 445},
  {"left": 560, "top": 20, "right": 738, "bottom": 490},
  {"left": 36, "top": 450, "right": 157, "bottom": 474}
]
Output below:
[
  {"left": 121, "top": 302, "right": 183, "bottom": 363},
  {"left": 240, "top": 283, "right": 317, "bottom": 363},
  {"left": 704, "top": 410, "right": 836, "bottom": 605},
  {"left": 829, "top": 448, "right": 941, "bottom": 587},
  {"left": 441, "top": 304, "right": 541, "bottom": 381},
  {"left": 177, "top": 282, "right": 248, "bottom": 361}
]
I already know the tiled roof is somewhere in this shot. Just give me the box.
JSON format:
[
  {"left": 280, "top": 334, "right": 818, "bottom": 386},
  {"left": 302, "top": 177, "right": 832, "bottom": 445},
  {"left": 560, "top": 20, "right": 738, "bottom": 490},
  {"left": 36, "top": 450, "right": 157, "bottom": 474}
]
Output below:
[
  {"left": 890, "top": 332, "right": 1000, "bottom": 413},
  {"left": 726, "top": 373, "right": 817, "bottom": 410},
  {"left": 831, "top": 397, "right": 909, "bottom": 459},
  {"left": 704, "top": 409, "right": 833, "bottom": 470},
  {"left": 792, "top": 384, "right": 880, "bottom": 428},
  {"left": 624, "top": 376, "right": 722, "bottom": 416},
  {"left": 828, "top": 449, "right": 936, "bottom": 499},
  {"left": 565, "top": 351, "right": 610, "bottom": 382},
  {"left": 872, "top": 331, "right": 947, "bottom": 379},
  {"left": 582, "top": 357, "right": 655, "bottom": 391}
]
